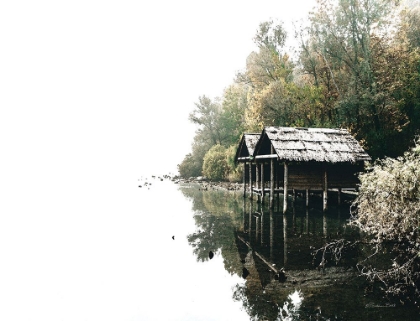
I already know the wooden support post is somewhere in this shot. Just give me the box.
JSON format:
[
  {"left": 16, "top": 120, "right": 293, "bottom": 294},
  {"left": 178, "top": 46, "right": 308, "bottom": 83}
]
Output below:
[
  {"left": 270, "top": 209, "right": 274, "bottom": 261},
  {"left": 249, "top": 162, "right": 253, "bottom": 198},
  {"left": 256, "top": 163, "right": 260, "bottom": 202},
  {"left": 275, "top": 161, "right": 279, "bottom": 206},
  {"left": 323, "top": 167, "right": 328, "bottom": 212},
  {"left": 283, "top": 214, "right": 288, "bottom": 266},
  {"left": 323, "top": 213, "right": 327, "bottom": 237},
  {"left": 260, "top": 209, "right": 264, "bottom": 245},
  {"left": 255, "top": 216, "right": 259, "bottom": 241},
  {"left": 283, "top": 162, "right": 288, "bottom": 214},
  {"left": 270, "top": 151, "right": 274, "bottom": 208},
  {"left": 243, "top": 162, "right": 246, "bottom": 198},
  {"left": 256, "top": 163, "right": 260, "bottom": 190},
  {"left": 338, "top": 188, "right": 341, "bottom": 206},
  {"left": 249, "top": 198, "right": 252, "bottom": 235},
  {"left": 242, "top": 197, "right": 247, "bottom": 232},
  {"left": 261, "top": 163, "right": 264, "bottom": 204},
  {"left": 305, "top": 189, "right": 309, "bottom": 207}
]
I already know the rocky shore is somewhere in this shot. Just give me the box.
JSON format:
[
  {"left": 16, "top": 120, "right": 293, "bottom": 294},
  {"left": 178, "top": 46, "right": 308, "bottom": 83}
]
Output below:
[{"left": 172, "top": 176, "right": 243, "bottom": 192}]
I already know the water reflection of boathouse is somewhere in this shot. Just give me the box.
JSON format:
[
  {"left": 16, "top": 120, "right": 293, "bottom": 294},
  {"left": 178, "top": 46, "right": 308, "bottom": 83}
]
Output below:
[{"left": 235, "top": 126, "right": 371, "bottom": 211}]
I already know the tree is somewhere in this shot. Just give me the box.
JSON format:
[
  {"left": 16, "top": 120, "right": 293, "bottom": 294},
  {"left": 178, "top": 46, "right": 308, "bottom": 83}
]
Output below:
[
  {"left": 300, "top": 0, "right": 412, "bottom": 158},
  {"left": 189, "top": 95, "right": 225, "bottom": 146},
  {"left": 177, "top": 153, "right": 202, "bottom": 178},
  {"left": 219, "top": 83, "right": 249, "bottom": 147},
  {"left": 401, "top": 1, "right": 420, "bottom": 48},
  {"left": 237, "top": 20, "right": 296, "bottom": 130}
]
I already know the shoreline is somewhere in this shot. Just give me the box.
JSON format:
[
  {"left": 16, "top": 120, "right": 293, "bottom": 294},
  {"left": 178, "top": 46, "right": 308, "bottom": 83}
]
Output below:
[{"left": 173, "top": 177, "right": 243, "bottom": 192}]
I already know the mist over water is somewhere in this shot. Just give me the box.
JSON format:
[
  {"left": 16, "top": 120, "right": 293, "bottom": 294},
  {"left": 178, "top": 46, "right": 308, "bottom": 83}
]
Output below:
[
  {"left": 0, "top": 163, "right": 247, "bottom": 321},
  {"left": 2, "top": 163, "right": 420, "bottom": 320}
]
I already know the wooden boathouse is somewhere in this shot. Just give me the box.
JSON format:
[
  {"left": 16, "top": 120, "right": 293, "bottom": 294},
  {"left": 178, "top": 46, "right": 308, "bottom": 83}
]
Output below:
[
  {"left": 235, "top": 133, "right": 261, "bottom": 197},
  {"left": 236, "top": 126, "right": 371, "bottom": 212}
]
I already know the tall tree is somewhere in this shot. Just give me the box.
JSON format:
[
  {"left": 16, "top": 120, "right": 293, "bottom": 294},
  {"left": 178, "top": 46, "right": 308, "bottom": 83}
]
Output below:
[
  {"left": 301, "top": 0, "right": 409, "bottom": 158},
  {"left": 219, "top": 83, "right": 249, "bottom": 146},
  {"left": 237, "top": 20, "right": 296, "bottom": 130},
  {"left": 189, "top": 95, "right": 224, "bottom": 145}
]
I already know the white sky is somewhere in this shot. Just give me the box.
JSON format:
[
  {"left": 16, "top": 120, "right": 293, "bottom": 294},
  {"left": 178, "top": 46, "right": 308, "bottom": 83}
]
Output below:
[
  {"left": 0, "top": 2, "right": 318, "bottom": 321},
  {"left": 1, "top": 0, "right": 317, "bottom": 179}
]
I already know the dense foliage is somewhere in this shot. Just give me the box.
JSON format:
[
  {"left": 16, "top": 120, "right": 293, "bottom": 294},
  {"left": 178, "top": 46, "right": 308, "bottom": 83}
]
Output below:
[
  {"left": 201, "top": 144, "right": 242, "bottom": 181},
  {"left": 178, "top": 0, "right": 420, "bottom": 179},
  {"left": 351, "top": 139, "right": 420, "bottom": 302},
  {"left": 202, "top": 145, "right": 228, "bottom": 181}
]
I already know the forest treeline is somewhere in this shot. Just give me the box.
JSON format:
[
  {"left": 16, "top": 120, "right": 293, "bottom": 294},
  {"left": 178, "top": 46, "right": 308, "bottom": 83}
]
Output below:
[{"left": 178, "top": 0, "right": 420, "bottom": 180}]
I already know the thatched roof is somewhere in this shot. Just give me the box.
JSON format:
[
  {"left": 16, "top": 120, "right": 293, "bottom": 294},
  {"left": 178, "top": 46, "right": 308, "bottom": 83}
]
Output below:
[
  {"left": 255, "top": 126, "right": 371, "bottom": 163},
  {"left": 235, "top": 133, "right": 261, "bottom": 162}
]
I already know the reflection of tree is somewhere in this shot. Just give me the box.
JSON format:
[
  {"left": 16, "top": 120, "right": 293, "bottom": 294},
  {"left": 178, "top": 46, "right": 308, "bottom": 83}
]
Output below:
[
  {"left": 232, "top": 283, "right": 280, "bottom": 321},
  {"left": 232, "top": 239, "right": 290, "bottom": 321},
  {"left": 181, "top": 186, "right": 244, "bottom": 276},
  {"left": 187, "top": 212, "right": 233, "bottom": 263},
  {"left": 179, "top": 184, "right": 420, "bottom": 320},
  {"left": 233, "top": 285, "right": 307, "bottom": 321}
]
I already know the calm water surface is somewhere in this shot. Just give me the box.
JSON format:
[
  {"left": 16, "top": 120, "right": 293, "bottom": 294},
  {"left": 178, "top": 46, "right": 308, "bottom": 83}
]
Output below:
[
  {"left": 172, "top": 180, "right": 419, "bottom": 321},
  {"left": 2, "top": 176, "right": 418, "bottom": 320}
]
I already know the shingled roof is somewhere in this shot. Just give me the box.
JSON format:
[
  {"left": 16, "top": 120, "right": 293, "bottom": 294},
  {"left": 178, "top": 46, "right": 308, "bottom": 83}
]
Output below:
[
  {"left": 255, "top": 126, "right": 371, "bottom": 163},
  {"left": 235, "top": 133, "right": 261, "bottom": 162}
]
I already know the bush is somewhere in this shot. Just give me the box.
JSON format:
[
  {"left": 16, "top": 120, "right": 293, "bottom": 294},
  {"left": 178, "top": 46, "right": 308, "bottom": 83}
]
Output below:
[
  {"left": 202, "top": 145, "right": 228, "bottom": 181},
  {"left": 352, "top": 140, "right": 420, "bottom": 242},
  {"left": 225, "top": 145, "right": 243, "bottom": 182},
  {"left": 351, "top": 139, "right": 420, "bottom": 301}
]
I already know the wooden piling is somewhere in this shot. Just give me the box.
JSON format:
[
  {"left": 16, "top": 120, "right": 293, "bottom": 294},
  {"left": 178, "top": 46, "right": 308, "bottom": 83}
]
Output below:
[
  {"left": 256, "top": 163, "right": 260, "bottom": 202},
  {"left": 256, "top": 163, "right": 260, "bottom": 190},
  {"left": 283, "top": 162, "right": 288, "bottom": 214},
  {"left": 270, "top": 209, "right": 274, "bottom": 261},
  {"left": 249, "top": 162, "right": 253, "bottom": 198},
  {"left": 323, "top": 167, "right": 328, "bottom": 212},
  {"left": 270, "top": 146, "right": 274, "bottom": 208},
  {"left": 323, "top": 212, "right": 327, "bottom": 237},
  {"left": 283, "top": 214, "right": 288, "bottom": 266},
  {"left": 338, "top": 188, "right": 341, "bottom": 206},
  {"left": 243, "top": 162, "right": 246, "bottom": 198},
  {"left": 261, "top": 163, "right": 264, "bottom": 204}
]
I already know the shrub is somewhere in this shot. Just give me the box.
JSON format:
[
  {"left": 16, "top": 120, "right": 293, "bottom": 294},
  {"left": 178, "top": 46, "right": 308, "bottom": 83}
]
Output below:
[
  {"left": 351, "top": 139, "right": 420, "bottom": 301},
  {"left": 202, "top": 145, "right": 228, "bottom": 181},
  {"left": 352, "top": 140, "right": 420, "bottom": 243},
  {"left": 225, "top": 145, "right": 243, "bottom": 182}
]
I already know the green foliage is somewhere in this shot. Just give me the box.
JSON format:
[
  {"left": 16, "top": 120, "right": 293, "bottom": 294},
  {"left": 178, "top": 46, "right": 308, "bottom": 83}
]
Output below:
[
  {"left": 177, "top": 153, "right": 202, "bottom": 178},
  {"left": 180, "top": 0, "right": 420, "bottom": 176},
  {"left": 180, "top": 84, "right": 248, "bottom": 178},
  {"left": 189, "top": 95, "right": 223, "bottom": 146},
  {"left": 181, "top": 186, "right": 244, "bottom": 276},
  {"left": 253, "top": 20, "right": 287, "bottom": 52},
  {"left": 201, "top": 144, "right": 242, "bottom": 181},
  {"left": 219, "top": 84, "right": 248, "bottom": 146},
  {"left": 202, "top": 145, "right": 228, "bottom": 181},
  {"left": 225, "top": 145, "right": 243, "bottom": 182}
]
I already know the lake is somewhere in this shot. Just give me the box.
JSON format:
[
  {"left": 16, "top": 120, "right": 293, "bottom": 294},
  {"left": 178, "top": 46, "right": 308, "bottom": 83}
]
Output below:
[{"left": 2, "top": 175, "right": 418, "bottom": 320}]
